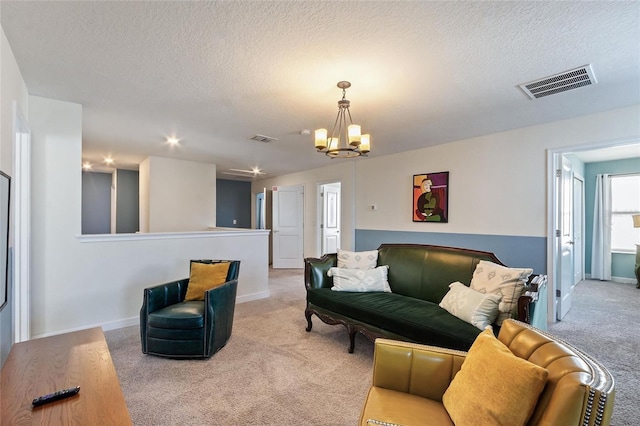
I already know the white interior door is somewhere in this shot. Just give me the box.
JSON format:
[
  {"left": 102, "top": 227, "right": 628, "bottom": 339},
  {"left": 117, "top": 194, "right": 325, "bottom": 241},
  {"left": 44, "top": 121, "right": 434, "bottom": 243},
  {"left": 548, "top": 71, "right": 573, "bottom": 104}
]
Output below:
[
  {"left": 272, "top": 185, "right": 304, "bottom": 268},
  {"left": 573, "top": 176, "right": 584, "bottom": 285},
  {"left": 321, "top": 183, "right": 341, "bottom": 255},
  {"left": 557, "top": 156, "right": 574, "bottom": 320}
]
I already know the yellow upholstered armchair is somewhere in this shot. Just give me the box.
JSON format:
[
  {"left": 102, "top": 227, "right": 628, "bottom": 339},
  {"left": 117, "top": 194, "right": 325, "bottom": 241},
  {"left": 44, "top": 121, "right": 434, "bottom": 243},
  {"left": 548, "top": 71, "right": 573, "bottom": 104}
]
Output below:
[{"left": 360, "top": 320, "right": 615, "bottom": 426}]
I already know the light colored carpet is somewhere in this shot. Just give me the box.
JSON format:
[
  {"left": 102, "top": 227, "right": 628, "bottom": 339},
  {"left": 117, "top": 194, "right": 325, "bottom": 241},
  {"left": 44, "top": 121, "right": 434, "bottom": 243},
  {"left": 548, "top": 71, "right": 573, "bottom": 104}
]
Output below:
[
  {"left": 106, "top": 271, "right": 636, "bottom": 425},
  {"left": 105, "top": 268, "right": 373, "bottom": 425},
  {"left": 548, "top": 279, "right": 639, "bottom": 426}
]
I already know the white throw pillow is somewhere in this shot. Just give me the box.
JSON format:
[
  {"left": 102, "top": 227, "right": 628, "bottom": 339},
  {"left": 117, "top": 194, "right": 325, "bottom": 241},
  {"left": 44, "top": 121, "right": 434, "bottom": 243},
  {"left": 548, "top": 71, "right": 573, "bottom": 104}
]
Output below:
[
  {"left": 328, "top": 266, "right": 391, "bottom": 292},
  {"left": 470, "top": 260, "right": 533, "bottom": 326},
  {"left": 337, "top": 249, "right": 378, "bottom": 270},
  {"left": 439, "top": 282, "right": 502, "bottom": 330}
]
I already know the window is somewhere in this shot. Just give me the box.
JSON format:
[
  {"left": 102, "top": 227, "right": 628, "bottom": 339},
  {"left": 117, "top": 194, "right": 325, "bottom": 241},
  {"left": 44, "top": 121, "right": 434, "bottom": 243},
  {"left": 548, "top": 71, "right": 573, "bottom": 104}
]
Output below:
[{"left": 611, "top": 174, "right": 640, "bottom": 252}]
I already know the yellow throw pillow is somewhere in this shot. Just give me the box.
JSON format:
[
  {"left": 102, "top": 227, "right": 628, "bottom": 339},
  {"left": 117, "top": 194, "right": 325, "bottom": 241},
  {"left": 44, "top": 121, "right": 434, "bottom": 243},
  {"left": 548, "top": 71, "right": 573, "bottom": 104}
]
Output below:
[
  {"left": 442, "top": 329, "right": 548, "bottom": 426},
  {"left": 184, "top": 262, "right": 230, "bottom": 301}
]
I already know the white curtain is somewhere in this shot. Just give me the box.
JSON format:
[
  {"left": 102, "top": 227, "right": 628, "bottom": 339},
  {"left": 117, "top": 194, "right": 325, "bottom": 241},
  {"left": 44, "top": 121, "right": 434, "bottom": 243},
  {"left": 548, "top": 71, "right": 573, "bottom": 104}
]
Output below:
[{"left": 591, "top": 174, "right": 612, "bottom": 280}]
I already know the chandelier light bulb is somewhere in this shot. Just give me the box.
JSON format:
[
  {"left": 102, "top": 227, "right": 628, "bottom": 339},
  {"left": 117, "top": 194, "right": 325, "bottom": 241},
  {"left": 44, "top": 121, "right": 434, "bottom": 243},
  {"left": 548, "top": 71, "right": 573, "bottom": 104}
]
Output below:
[
  {"left": 328, "top": 137, "right": 339, "bottom": 150},
  {"left": 360, "top": 134, "right": 371, "bottom": 154},
  {"left": 348, "top": 124, "right": 361, "bottom": 146},
  {"left": 315, "top": 128, "right": 328, "bottom": 150}
]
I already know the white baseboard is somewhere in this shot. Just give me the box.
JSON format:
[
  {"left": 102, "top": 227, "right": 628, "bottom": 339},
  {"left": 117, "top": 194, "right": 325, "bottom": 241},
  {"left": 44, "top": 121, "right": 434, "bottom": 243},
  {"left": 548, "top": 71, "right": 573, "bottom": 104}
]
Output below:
[
  {"left": 584, "top": 273, "right": 637, "bottom": 285},
  {"left": 32, "top": 292, "right": 272, "bottom": 339},
  {"left": 32, "top": 316, "right": 139, "bottom": 339},
  {"left": 611, "top": 276, "right": 638, "bottom": 285},
  {"left": 237, "top": 290, "right": 270, "bottom": 304},
  {"left": 101, "top": 317, "right": 140, "bottom": 332}
]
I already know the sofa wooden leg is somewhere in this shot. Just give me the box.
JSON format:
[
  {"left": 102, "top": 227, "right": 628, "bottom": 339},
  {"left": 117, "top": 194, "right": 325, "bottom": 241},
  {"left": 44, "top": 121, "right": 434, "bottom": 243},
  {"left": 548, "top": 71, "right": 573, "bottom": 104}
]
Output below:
[
  {"left": 305, "top": 309, "right": 313, "bottom": 332},
  {"left": 348, "top": 327, "right": 356, "bottom": 353}
]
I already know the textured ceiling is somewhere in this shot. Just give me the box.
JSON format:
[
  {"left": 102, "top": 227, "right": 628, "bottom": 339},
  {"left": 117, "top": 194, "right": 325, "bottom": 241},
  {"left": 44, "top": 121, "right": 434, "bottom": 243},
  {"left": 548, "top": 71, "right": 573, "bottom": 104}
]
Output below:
[{"left": 1, "top": 1, "right": 639, "bottom": 178}]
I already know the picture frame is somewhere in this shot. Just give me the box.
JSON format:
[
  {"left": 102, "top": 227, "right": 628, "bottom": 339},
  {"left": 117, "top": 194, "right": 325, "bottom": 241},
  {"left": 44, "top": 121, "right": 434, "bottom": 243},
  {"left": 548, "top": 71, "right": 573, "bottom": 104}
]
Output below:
[
  {"left": 0, "top": 171, "right": 9, "bottom": 310},
  {"left": 413, "top": 172, "right": 449, "bottom": 223}
]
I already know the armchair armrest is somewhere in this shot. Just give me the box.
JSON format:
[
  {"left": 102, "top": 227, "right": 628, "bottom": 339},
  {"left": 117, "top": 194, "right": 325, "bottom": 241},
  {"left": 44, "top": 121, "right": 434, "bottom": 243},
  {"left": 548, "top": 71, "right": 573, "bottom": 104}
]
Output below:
[
  {"left": 372, "top": 339, "right": 467, "bottom": 401},
  {"left": 203, "top": 278, "right": 239, "bottom": 356},
  {"left": 517, "top": 274, "right": 548, "bottom": 324},
  {"left": 304, "top": 253, "right": 337, "bottom": 290}
]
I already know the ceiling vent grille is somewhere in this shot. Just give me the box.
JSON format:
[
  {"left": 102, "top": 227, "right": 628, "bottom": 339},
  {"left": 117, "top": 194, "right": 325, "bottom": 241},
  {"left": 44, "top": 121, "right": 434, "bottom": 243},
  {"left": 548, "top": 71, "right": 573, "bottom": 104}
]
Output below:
[
  {"left": 250, "top": 134, "right": 278, "bottom": 143},
  {"left": 519, "top": 64, "right": 597, "bottom": 100}
]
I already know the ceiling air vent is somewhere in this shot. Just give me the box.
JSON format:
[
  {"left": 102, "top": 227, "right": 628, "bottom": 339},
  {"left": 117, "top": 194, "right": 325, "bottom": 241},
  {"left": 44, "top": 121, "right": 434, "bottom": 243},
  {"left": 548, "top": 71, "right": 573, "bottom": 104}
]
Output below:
[
  {"left": 250, "top": 134, "right": 278, "bottom": 143},
  {"left": 519, "top": 64, "right": 597, "bottom": 100}
]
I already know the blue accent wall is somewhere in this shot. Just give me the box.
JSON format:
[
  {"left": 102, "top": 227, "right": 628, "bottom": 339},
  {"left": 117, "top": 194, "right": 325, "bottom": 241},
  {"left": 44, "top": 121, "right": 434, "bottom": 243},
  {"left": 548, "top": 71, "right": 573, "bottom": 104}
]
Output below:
[
  {"left": 82, "top": 171, "right": 111, "bottom": 234},
  {"left": 115, "top": 170, "right": 139, "bottom": 233},
  {"left": 584, "top": 158, "right": 640, "bottom": 279},
  {"left": 355, "top": 229, "right": 546, "bottom": 274},
  {"left": 216, "top": 179, "right": 251, "bottom": 228}
]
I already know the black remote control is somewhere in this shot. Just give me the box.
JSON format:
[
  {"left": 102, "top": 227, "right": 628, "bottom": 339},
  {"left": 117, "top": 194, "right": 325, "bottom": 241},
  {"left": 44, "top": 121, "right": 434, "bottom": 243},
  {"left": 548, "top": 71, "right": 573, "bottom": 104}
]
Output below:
[{"left": 32, "top": 386, "right": 80, "bottom": 407}]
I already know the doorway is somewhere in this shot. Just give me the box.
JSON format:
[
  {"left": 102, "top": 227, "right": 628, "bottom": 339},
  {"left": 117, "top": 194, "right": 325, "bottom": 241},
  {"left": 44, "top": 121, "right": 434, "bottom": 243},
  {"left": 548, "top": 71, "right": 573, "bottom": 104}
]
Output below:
[
  {"left": 548, "top": 138, "right": 640, "bottom": 323},
  {"left": 317, "top": 182, "right": 341, "bottom": 256}
]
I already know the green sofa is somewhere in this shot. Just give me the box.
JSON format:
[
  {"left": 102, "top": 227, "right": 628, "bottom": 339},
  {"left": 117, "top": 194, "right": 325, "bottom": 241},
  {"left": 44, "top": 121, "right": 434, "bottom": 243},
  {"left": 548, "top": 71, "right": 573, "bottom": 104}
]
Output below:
[{"left": 304, "top": 244, "right": 546, "bottom": 353}]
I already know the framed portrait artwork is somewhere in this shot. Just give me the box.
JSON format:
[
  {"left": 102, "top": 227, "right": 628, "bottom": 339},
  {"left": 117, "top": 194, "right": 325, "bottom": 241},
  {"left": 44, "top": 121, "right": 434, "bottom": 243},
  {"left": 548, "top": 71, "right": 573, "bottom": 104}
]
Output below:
[{"left": 413, "top": 172, "right": 449, "bottom": 223}]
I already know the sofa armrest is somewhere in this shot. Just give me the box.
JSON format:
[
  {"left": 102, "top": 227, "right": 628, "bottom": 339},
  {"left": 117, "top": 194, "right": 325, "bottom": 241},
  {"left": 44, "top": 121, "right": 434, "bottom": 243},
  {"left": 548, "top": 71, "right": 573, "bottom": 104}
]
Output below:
[
  {"left": 517, "top": 274, "right": 548, "bottom": 324},
  {"left": 304, "top": 253, "right": 337, "bottom": 290},
  {"left": 372, "top": 339, "right": 467, "bottom": 401}
]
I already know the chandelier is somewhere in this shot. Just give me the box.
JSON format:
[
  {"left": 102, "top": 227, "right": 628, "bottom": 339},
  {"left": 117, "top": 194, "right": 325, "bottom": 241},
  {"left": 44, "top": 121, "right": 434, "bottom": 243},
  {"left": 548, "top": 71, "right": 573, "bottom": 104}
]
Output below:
[{"left": 314, "top": 81, "right": 370, "bottom": 158}]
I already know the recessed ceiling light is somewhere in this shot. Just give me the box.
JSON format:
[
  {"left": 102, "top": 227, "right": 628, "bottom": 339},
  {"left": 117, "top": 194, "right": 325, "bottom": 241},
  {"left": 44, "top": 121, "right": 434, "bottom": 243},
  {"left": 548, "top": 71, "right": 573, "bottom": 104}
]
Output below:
[
  {"left": 104, "top": 157, "right": 114, "bottom": 165},
  {"left": 166, "top": 136, "right": 180, "bottom": 145},
  {"left": 82, "top": 162, "right": 92, "bottom": 170}
]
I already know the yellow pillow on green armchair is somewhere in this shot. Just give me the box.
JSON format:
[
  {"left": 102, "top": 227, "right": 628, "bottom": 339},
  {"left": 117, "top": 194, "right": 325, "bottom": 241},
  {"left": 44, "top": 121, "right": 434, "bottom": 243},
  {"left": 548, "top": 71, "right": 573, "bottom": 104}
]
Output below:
[
  {"left": 184, "top": 262, "right": 230, "bottom": 301},
  {"left": 442, "top": 329, "right": 548, "bottom": 426}
]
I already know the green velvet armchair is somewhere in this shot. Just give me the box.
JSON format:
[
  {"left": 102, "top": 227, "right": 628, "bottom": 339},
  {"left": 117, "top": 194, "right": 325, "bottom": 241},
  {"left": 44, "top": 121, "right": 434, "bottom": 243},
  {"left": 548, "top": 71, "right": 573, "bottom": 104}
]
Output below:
[{"left": 140, "top": 260, "right": 240, "bottom": 359}]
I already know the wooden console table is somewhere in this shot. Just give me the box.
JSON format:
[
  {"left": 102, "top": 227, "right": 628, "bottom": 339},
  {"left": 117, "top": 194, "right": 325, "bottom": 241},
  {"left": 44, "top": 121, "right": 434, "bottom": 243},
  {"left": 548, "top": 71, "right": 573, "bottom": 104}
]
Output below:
[{"left": 1, "top": 327, "right": 131, "bottom": 425}]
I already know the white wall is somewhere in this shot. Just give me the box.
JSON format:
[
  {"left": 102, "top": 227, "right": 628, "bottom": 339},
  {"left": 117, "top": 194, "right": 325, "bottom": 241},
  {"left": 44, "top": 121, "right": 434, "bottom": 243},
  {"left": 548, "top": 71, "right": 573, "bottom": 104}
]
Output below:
[
  {"left": 253, "top": 160, "right": 357, "bottom": 258},
  {"left": 139, "top": 158, "right": 150, "bottom": 232},
  {"left": 1, "top": 29, "right": 28, "bottom": 174},
  {"left": 0, "top": 26, "right": 29, "bottom": 365},
  {"left": 29, "top": 96, "right": 269, "bottom": 337},
  {"left": 355, "top": 105, "right": 640, "bottom": 238},
  {"left": 142, "top": 156, "right": 217, "bottom": 232},
  {"left": 256, "top": 105, "right": 640, "bottom": 247}
]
